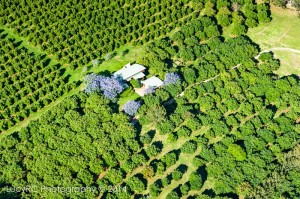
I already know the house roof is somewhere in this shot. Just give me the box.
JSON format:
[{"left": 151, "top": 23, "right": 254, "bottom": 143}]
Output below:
[
  {"left": 141, "top": 76, "right": 164, "bottom": 88},
  {"left": 132, "top": 72, "right": 145, "bottom": 80},
  {"left": 114, "top": 63, "right": 146, "bottom": 80}
]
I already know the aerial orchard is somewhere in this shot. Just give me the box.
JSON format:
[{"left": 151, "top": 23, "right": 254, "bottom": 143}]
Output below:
[
  {"left": 0, "top": 93, "right": 142, "bottom": 198},
  {"left": 0, "top": 0, "right": 198, "bottom": 69},
  {"left": 1, "top": 0, "right": 297, "bottom": 198},
  {"left": 0, "top": 35, "right": 299, "bottom": 198},
  {"left": 123, "top": 34, "right": 299, "bottom": 198},
  {"left": 0, "top": 0, "right": 270, "bottom": 69},
  {"left": 0, "top": 31, "right": 79, "bottom": 131}
]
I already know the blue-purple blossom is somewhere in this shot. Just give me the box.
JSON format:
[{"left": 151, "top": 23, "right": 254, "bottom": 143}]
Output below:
[
  {"left": 164, "top": 72, "right": 181, "bottom": 85},
  {"left": 123, "top": 100, "right": 141, "bottom": 116},
  {"left": 144, "top": 87, "right": 155, "bottom": 95},
  {"left": 84, "top": 73, "right": 126, "bottom": 99},
  {"left": 99, "top": 76, "right": 126, "bottom": 99},
  {"left": 84, "top": 73, "right": 102, "bottom": 94}
]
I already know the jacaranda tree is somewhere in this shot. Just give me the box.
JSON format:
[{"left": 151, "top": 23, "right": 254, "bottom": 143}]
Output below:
[
  {"left": 144, "top": 87, "right": 156, "bottom": 95},
  {"left": 84, "top": 73, "right": 102, "bottom": 94},
  {"left": 164, "top": 72, "right": 181, "bottom": 85},
  {"left": 123, "top": 100, "right": 141, "bottom": 116},
  {"left": 84, "top": 73, "right": 126, "bottom": 99}
]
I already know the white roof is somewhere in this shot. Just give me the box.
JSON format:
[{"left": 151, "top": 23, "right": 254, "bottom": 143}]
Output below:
[
  {"left": 114, "top": 63, "right": 146, "bottom": 80},
  {"left": 141, "top": 76, "right": 164, "bottom": 88},
  {"left": 132, "top": 72, "right": 145, "bottom": 79}
]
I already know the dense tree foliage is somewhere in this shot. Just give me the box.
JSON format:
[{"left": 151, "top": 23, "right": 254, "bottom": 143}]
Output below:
[
  {"left": 0, "top": 0, "right": 201, "bottom": 69},
  {"left": 0, "top": 93, "right": 142, "bottom": 198},
  {"left": 2, "top": 1, "right": 298, "bottom": 199},
  {"left": 0, "top": 31, "right": 78, "bottom": 131},
  {"left": 121, "top": 32, "right": 299, "bottom": 198}
]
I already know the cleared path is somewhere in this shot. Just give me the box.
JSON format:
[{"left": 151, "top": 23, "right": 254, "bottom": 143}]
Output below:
[{"left": 255, "top": 47, "right": 300, "bottom": 59}]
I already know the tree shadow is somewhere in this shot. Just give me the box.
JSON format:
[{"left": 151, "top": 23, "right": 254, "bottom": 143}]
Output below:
[
  {"left": 59, "top": 67, "right": 66, "bottom": 76},
  {"left": 121, "top": 49, "right": 129, "bottom": 56},
  {"left": 176, "top": 164, "right": 188, "bottom": 173},
  {"left": 152, "top": 141, "right": 163, "bottom": 151},
  {"left": 40, "top": 54, "right": 47, "bottom": 60},
  {"left": 147, "top": 130, "right": 156, "bottom": 140},
  {"left": 266, "top": 104, "right": 277, "bottom": 113},
  {"left": 8, "top": 37, "right": 15, "bottom": 43},
  {"left": 135, "top": 173, "right": 148, "bottom": 188},
  {"left": 168, "top": 149, "right": 181, "bottom": 159},
  {"left": 0, "top": 179, "right": 21, "bottom": 199},
  {"left": 218, "top": 193, "right": 239, "bottom": 199},
  {"left": 153, "top": 179, "right": 162, "bottom": 188},
  {"left": 13, "top": 40, "right": 23, "bottom": 48},
  {"left": 133, "top": 121, "right": 142, "bottom": 135},
  {"left": 63, "top": 74, "right": 71, "bottom": 82},
  {"left": 201, "top": 189, "right": 216, "bottom": 197},
  {"left": 196, "top": 165, "right": 207, "bottom": 183},
  {"left": 98, "top": 70, "right": 111, "bottom": 76},
  {"left": 43, "top": 58, "right": 51, "bottom": 67},
  {"left": 0, "top": 33, "right": 8, "bottom": 39},
  {"left": 186, "top": 196, "right": 197, "bottom": 199}
]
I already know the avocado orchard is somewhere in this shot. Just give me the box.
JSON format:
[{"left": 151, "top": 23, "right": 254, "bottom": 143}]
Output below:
[
  {"left": 0, "top": 31, "right": 78, "bottom": 131},
  {"left": 0, "top": 0, "right": 299, "bottom": 198}
]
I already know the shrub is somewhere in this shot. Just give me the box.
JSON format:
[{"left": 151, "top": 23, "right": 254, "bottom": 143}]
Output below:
[
  {"left": 189, "top": 172, "right": 203, "bottom": 190},
  {"left": 130, "top": 79, "right": 141, "bottom": 88},
  {"left": 166, "top": 191, "right": 180, "bottom": 199},
  {"left": 180, "top": 183, "right": 190, "bottom": 195},
  {"left": 227, "top": 144, "right": 246, "bottom": 161},
  {"left": 149, "top": 183, "right": 161, "bottom": 197},
  {"left": 172, "top": 170, "right": 183, "bottom": 181},
  {"left": 127, "top": 176, "right": 146, "bottom": 193},
  {"left": 181, "top": 141, "right": 198, "bottom": 154},
  {"left": 140, "top": 133, "right": 153, "bottom": 145}
]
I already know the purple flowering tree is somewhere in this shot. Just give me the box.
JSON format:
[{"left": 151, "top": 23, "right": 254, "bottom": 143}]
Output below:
[
  {"left": 84, "top": 73, "right": 126, "bottom": 99},
  {"left": 123, "top": 100, "right": 141, "bottom": 116},
  {"left": 164, "top": 72, "right": 181, "bottom": 85},
  {"left": 143, "top": 87, "right": 155, "bottom": 95},
  {"left": 100, "top": 76, "right": 126, "bottom": 99},
  {"left": 84, "top": 73, "right": 102, "bottom": 94}
]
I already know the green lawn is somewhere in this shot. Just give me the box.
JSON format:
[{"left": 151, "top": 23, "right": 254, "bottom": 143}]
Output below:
[
  {"left": 273, "top": 50, "right": 300, "bottom": 76},
  {"left": 118, "top": 86, "right": 141, "bottom": 109},
  {"left": 67, "top": 44, "right": 145, "bottom": 82},
  {"left": 247, "top": 6, "right": 300, "bottom": 50},
  {"left": 247, "top": 5, "right": 300, "bottom": 76}
]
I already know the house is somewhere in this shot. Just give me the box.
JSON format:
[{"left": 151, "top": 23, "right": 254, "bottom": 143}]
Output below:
[
  {"left": 114, "top": 63, "right": 146, "bottom": 81},
  {"left": 141, "top": 76, "right": 164, "bottom": 89},
  {"left": 135, "top": 76, "right": 164, "bottom": 96}
]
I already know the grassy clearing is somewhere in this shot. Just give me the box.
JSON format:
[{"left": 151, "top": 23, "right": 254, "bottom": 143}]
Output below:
[
  {"left": 223, "top": 6, "right": 300, "bottom": 76},
  {"left": 118, "top": 90, "right": 140, "bottom": 110},
  {"left": 67, "top": 44, "right": 145, "bottom": 82},
  {"left": 247, "top": 5, "right": 300, "bottom": 76},
  {"left": 158, "top": 147, "right": 202, "bottom": 199},
  {"left": 248, "top": 6, "right": 300, "bottom": 50},
  {"left": 274, "top": 51, "right": 300, "bottom": 76}
]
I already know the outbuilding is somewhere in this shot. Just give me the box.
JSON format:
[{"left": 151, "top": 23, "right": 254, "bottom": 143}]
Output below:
[{"left": 141, "top": 76, "right": 164, "bottom": 89}]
